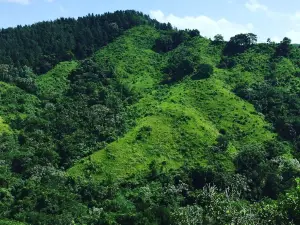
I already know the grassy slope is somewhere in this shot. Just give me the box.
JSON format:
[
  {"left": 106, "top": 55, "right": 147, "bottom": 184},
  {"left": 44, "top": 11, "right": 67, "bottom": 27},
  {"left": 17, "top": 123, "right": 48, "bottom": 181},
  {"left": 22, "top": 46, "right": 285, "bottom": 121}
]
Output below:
[
  {"left": 68, "top": 26, "right": 277, "bottom": 181},
  {"left": 93, "top": 25, "right": 163, "bottom": 94},
  {"left": 36, "top": 61, "right": 78, "bottom": 100}
]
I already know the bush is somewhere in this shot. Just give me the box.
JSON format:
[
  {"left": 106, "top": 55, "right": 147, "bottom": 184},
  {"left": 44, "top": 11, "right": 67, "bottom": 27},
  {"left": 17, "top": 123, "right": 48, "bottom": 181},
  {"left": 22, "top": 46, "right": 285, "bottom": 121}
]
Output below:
[
  {"left": 192, "top": 64, "right": 213, "bottom": 80},
  {"left": 136, "top": 126, "right": 152, "bottom": 141},
  {"left": 224, "top": 33, "right": 257, "bottom": 56},
  {"left": 153, "top": 30, "right": 197, "bottom": 53},
  {"left": 163, "top": 58, "right": 194, "bottom": 83}
]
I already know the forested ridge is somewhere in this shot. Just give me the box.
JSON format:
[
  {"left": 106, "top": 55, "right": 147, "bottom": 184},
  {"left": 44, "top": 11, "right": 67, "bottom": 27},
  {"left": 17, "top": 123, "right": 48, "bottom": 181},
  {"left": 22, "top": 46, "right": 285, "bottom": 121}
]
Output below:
[
  {"left": 0, "top": 10, "right": 300, "bottom": 225},
  {"left": 0, "top": 10, "right": 171, "bottom": 74}
]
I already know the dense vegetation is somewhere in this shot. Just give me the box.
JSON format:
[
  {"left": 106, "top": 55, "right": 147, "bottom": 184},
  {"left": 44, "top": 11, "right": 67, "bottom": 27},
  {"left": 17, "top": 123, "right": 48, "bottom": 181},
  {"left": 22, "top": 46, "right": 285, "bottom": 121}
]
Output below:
[
  {"left": 1, "top": 10, "right": 300, "bottom": 225},
  {"left": 0, "top": 10, "right": 171, "bottom": 74}
]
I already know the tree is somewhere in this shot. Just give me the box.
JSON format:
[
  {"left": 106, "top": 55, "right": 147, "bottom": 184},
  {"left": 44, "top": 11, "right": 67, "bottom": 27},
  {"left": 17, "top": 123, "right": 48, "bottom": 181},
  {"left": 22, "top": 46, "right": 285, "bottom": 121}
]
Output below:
[
  {"left": 235, "top": 144, "right": 268, "bottom": 200},
  {"left": 0, "top": 10, "right": 165, "bottom": 74},
  {"left": 186, "top": 29, "right": 200, "bottom": 38},
  {"left": 213, "top": 34, "right": 224, "bottom": 44},
  {"left": 162, "top": 48, "right": 198, "bottom": 82},
  {"left": 224, "top": 33, "right": 257, "bottom": 55},
  {"left": 275, "top": 37, "right": 292, "bottom": 57},
  {"left": 154, "top": 35, "right": 174, "bottom": 53},
  {"left": 154, "top": 30, "right": 193, "bottom": 53},
  {"left": 279, "top": 178, "right": 300, "bottom": 224},
  {"left": 192, "top": 64, "right": 214, "bottom": 80},
  {"left": 169, "top": 59, "right": 194, "bottom": 81}
]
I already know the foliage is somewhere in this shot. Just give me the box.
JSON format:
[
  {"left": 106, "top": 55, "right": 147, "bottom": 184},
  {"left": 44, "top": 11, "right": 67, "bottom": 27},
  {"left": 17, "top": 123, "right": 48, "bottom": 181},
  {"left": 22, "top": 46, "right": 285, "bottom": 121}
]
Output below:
[
  {"left": 212, "top": 34, "right": 225, "bottom": 45},
  {"left": 279, "top": 178, "right": 300, "bottom": 224},
  {"left": 162, "top": 47, "right": 199, "bottom": 82},
  {"left": 153, "top": 29, "right": 200, "bottom": 53},
  {"left": 192, "top": 64, "right": 214, "bottom": 80},
  {"left": 0, "top": 10, "right": 170, "bottom": 74},
  {"left": 0, "top": 10, "right": 300, "bottom": 225},
  {"left": 275, "top": 37, "right": 292, "bottom": 57},
  {"left": 224, "top": 33, "right": 257, "bottom": 56}
]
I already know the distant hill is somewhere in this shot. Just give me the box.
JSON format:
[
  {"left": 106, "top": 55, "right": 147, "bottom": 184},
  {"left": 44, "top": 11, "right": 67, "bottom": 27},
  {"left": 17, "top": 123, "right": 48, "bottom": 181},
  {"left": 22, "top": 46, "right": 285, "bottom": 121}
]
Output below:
[{"left": 1, "top": 10, "right": 300, "bottom": 225}]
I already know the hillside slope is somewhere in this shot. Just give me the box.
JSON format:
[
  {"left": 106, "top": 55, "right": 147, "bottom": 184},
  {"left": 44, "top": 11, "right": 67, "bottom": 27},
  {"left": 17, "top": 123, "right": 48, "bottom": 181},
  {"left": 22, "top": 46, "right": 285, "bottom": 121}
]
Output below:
[
  {"left": 69, "top": 26, "right": 277, "bottom": 181},
  {"left": 1, "top": 17, "right": 300, "bottom": 225}
]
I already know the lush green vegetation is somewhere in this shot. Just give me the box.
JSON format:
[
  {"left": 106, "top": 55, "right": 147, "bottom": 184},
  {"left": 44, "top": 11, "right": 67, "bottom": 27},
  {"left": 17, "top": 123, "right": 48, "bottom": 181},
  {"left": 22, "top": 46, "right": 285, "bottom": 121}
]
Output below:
[{"left": 1, "top": 10, "right": 300, "bottom": 225}]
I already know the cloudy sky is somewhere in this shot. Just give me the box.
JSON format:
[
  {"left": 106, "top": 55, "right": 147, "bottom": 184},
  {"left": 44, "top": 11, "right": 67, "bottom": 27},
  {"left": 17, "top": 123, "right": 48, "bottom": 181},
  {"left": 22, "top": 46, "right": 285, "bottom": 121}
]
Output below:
[{"left": 0, "top": 0, "right": 300, "bottom": 43}]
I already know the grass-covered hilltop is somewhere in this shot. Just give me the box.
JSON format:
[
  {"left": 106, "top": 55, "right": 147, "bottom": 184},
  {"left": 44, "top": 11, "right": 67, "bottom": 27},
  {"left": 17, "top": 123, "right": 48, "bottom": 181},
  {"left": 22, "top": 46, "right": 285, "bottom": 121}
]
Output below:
[{"left": 0, "top": 10, "right": 300, "bottom": 225}]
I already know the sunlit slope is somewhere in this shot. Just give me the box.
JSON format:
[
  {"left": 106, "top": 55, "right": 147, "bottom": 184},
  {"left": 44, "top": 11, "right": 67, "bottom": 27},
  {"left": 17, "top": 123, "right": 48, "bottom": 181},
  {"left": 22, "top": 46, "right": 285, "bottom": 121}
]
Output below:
[
  {"left": 93, "top": 26, "right": 164, "bottom": 94},
  {"left": 68, "top": 26, "right": 277, "bottom": 181},
  {"left": 36, "top": 61, "right": 78, "bottom": 100}
]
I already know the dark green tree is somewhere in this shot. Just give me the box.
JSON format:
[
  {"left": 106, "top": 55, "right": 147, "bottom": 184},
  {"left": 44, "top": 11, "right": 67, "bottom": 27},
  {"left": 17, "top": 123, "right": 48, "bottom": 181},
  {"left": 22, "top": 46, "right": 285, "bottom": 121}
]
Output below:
[
  {"left": 224, "top": 33, "right": 257, "bottom": 55},
  {"left": 275, "top": 37, "right": 292, "bottom": 57}
]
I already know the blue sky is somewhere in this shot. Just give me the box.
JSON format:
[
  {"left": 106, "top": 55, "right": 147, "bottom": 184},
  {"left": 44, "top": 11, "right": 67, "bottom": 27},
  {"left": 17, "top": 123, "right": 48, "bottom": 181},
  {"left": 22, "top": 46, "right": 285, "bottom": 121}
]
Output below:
[{"left": 0, "top": 0, "right": 300, "bottom": 42}]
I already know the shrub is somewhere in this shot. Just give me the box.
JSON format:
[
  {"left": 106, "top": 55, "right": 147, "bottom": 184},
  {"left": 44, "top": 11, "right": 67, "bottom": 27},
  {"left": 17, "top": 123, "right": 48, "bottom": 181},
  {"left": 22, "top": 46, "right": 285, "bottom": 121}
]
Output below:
[{"left": 192, "top": 64, "right": 213, "bottom": 80}]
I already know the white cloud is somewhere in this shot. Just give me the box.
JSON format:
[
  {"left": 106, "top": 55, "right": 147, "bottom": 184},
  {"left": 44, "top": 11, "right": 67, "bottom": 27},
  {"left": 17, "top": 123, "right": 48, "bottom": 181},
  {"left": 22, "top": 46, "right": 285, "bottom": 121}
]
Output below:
[
  {"left": 271, "top": 31, "right": 300, "bottom": 44},
  {"left": 245, "top": 0, "right": 294, "bottom": 20},
  {"left": 150, "top": 10, "right": 253, "bottom": 40},
  {"left": 285, "top": 30, "right": 300, "bottom": 43},
  {"left": 270, "top": 36, "right": 281, "bottom": 43},
  {"left": 245, "top": 0, "right": 268, "bottom": 12},
  {"left": 244, "top": 0, "right": 300, "bottom": 43},
  {"left": 244, "top": 0, "right": 285, "bottom": 20},
  {"left": 0, "top": 0, "right": 30, "bottom": 4}
]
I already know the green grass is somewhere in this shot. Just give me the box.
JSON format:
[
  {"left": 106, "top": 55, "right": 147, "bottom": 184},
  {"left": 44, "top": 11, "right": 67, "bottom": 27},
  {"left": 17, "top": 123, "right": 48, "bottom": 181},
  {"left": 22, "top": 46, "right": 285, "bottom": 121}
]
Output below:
[
  {"left": 174, "top": 78, "right": 275, "bottom": 146},
  {"left": 36, "top": 61, "right": 78, "bottom": 100},
  {"left": 69, "top": 101, "right": 220, "bottom": 181},
  {"left": 94, "top": 26, "right": 163, "bottom": 95},
  {"left": 68, "top": 25, "right": 278, "bottom": 181}
]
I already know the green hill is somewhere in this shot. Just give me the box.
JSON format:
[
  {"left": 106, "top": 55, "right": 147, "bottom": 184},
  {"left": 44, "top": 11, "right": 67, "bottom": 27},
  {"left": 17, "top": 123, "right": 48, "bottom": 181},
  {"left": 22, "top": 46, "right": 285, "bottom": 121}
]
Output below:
[
  {"left": 1, "top": 11, "right": 300, "bottom": 225},
  {"left": 69, "top": 26, "right": 277, "bottom": 182}
]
